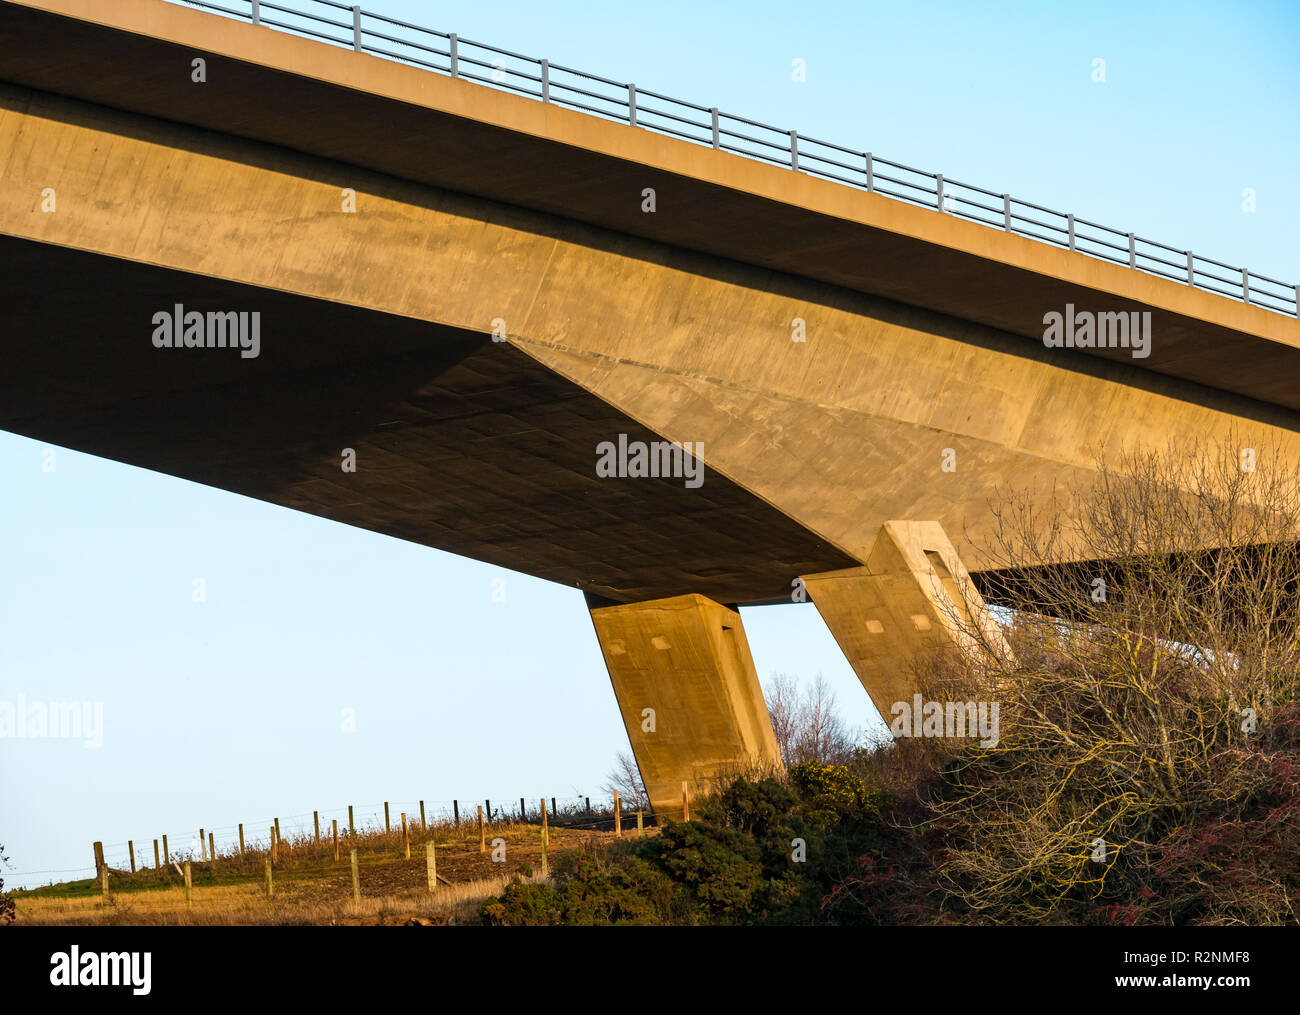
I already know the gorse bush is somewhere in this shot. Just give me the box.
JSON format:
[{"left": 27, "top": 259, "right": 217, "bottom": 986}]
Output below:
[
  {"left": 481, "top": 845, "right": 681, "bottom": 926},
  {"left": 788, "top": 761, "right": 884, "bottom": 829},
  {"left": 480, "top": 765, "right": 920, "bottom": 926}
]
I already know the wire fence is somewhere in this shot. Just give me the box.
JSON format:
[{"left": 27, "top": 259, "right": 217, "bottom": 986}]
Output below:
[
  {"left": 10, "top": 793, "right": 655, "bottom": 883},
  {"left": 11, "top": 793, "right": 667, "bottom": 922},
  {"left": 166, "top": 0, "right": 1300, "bottom": 319}
]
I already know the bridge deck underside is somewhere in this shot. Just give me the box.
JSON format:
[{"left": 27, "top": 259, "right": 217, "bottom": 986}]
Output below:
[{"left": 0, "top": 235, "right": 857, "bottom": 603}]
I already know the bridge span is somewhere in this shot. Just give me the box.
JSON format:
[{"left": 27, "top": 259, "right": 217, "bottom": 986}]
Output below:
[{"left": 2, "top": 0, "right": 1297, "bottom": 813}]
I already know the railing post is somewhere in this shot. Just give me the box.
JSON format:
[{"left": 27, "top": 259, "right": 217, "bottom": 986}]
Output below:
[
  {"left": 790, "top": 130, "right": 798, "bottom": 170},
  {"left": 1128, "top": 232, "right": 1136, "bottom": 268},
  {"left": 865, "top": 152, "right": 873, "bottom": 192},
  {"left": 628, "top": 84, "right": 637, "bottom": 126},
  {"left": 251, "top": 0, "right": 260, "bottom": 25},
  {"left": 351, "top": 6, "right": 361, "bottom": 52},
  {"left": 710, "top": 108, "right": 719, "bottom": 149},
  {"left": 1067, "top": 213, "right": 1075, "bottom": 250},
  {"left": 1294, "top": 285, "right": 1299, "bottom": 318},
  {"left": 449, "top": 34, "right": 458, "bottom": 77},
  {"left": 1002, "top": 194, "right": 1011, "bottom": 230},
  {"left": 540, "top": 59, "right": 549, "bottom": 101},
  {"left": 1242, "top": 269, "right": 1249, "bottom": 302},
  {"left": 1187, "top": 251, "right": 1194, "bottom": 284}
]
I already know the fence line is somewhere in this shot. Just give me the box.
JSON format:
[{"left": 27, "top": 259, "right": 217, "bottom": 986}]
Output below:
[
  {"left": 10, "top": 791, "right": 667, "bottom": 883},
  {"left": 167, "top": 0, "right": 1299, "bottom": 318}
]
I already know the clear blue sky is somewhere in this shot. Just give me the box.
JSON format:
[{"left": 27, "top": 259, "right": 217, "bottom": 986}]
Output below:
[{"left": 2, "top": 0, "right": 1297, "bottom": 888}]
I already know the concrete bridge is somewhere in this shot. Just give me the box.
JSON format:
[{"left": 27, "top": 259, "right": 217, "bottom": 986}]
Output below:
[{"left": 3, "top": 0, "right": 1298, "bottom": 814}]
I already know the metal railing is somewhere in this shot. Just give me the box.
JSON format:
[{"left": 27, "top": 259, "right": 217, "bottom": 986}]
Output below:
[{"left": 178, "top": 0, "right": 1300, "bottom": 318}]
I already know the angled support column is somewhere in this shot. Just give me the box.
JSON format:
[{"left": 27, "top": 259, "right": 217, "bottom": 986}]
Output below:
[
  {"left": 588, "top": 594, "right": 782, "bottom": 817},
  {"left": 801, "top": 521, "right": 1008, "bottom": 722}
]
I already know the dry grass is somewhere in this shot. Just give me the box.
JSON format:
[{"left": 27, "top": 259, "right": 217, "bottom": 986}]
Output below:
[
  {"left": 15, "top": 875, "right": 539, "bottom": 926},
  {"left": 13, "top": 822, "right": 646, "bottom": 925}
]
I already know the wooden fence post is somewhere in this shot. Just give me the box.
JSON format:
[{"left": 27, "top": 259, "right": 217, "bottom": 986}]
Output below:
[
  {"left": 209, "top": 832, "right": 216, "bottom": 870},
  {"left": 92, "top": 840, "right": 104, "bottom": 874},
  {"left": 200, "top": 828, "right": 206, "bottom": 861},
  {"left": 238, "top": 824, "right": 245, "bottom": 859},
  {"left": 274, "top": 817, "right": 281, "bottom": 847},
  {"left": 637, "top": 811, "right": 644, "bottom": 837},
  {"left": 402, "top": 812, "right": 410, "bottom": 859},
  {"left": 333, "top": 819, "right": 340, "bottom": 861},
  {"left": 162, "top": 834, "right": 169, "bottom": 867},
  {"left": 420, "top": 800, "right": 426, "bottom": 830},
  {"left": 270, "top": 826, "right": 278, "bottom": 865},
  {"left": 349, "top": 805, "right": 355, "bottom": 838},
  {"left": 585, "top": 797, "right": 591, "bottom": 815},
  {"left": 426, "top": 840, "right": 437, "bottom": 892},
  {"left": 477, "top": 805, "right": 485, "bottom": 852},
  {"left": 551, "top": 797, "right": 556, "bottom": 818},
  {"left": 485, "top": 799, "right": 491, "bottom": 825},
  {"left": 682, "top": 781, "right": 690, "bottom": 821},
  {"left": 153, "top": 839, "right": 160, "bottom": 869},
  {"left": 314, "top": 811, "right": 320, "bottom": 843},
  {"left": 183, "top": 860, "right": 192, "bottom": 909},
  {"left": 385, "top": 801, "right": 390, "bottom": 833},
  {"left": 264, "top": 856, "right": 273, "bottom": 897},
  {"left": 453, "top": 800, "right": 459, "bottom": 827},
  {"left": 127, "top": 840, "right": 135, "bottom": 873},
  {"left": 540, "top": 797, "right": 549, "bottom": 878},
  {"left": 520, "top": 797, "right": 526, "bottom": 822},
  {"left": 614, "top": 791, "right": 621, "bottom": 837},
  {"left": 350, "top": 848, "right": 360, "bottom": 905}
]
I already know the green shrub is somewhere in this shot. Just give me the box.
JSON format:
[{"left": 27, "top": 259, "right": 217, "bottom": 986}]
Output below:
[
  {"left": 713, "top": 776, "right": 799, "bottom": 836},
  {"left": 481, "top": 848, "right": 682, "bottom": 926},
  {"left": 481, "top": 878, "right": 561, "bottom": 926},
  {"left": 789, "top": 761, "right": 883, "bottom": 828},
  {"left": 652, "top": 819, "right": 765, "bottom": 920},
  {"left": 552, "top": 851, "right": 680, "bottom": 926},
  {"left": 482, "top": 766, "right": 920, "bottom": 926}
]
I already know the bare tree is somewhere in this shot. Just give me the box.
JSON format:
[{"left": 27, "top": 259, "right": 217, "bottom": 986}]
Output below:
[
  {"left": 602, "top": 750, "right": 648, "bottom": 812},
  {"left": 765, "top": 671, "right": 801, "bottom": 766},
  {"left": 0, "top": 844, "right": 13, "bottom": 924},
  {"left": 917, "top": 435, "right": 1300, "bottom": 924},
  {"left": 764, "top": 671, "right": 859, "bottom": 766}
]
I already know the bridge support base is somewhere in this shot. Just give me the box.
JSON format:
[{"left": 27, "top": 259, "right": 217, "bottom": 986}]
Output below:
[
  {"left": 588, "top": 593, "right": 782, "bottom": 818},
  {"left": 801, "top": 521, "right": 1008, "bottom": 724}
]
